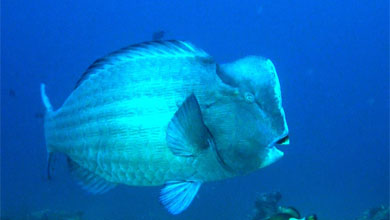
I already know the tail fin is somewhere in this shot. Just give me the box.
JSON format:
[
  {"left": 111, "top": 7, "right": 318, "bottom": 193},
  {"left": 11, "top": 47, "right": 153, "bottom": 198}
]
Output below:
[
  {"left": 40, "top": 83, "right": 55, "bottom": 179},
  {"left": 40, "top": 83, "right": 53, "bottom": 112}
]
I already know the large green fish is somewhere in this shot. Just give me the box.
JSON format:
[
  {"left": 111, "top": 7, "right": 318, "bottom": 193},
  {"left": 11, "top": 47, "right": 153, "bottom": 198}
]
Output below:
[{"left": 41, "top": 40, "right": 289, "bottom": 214}]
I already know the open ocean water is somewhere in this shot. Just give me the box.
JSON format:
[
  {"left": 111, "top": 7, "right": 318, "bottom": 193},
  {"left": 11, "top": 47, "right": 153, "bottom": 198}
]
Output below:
[{"left": 1, "top": 1, "right": 389, "bottom": 219}]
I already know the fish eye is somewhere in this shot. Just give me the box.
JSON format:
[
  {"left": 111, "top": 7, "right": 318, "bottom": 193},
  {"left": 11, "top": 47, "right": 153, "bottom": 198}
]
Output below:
[{"left": 244, "top": 92, "right": 255, "bottom": 103}]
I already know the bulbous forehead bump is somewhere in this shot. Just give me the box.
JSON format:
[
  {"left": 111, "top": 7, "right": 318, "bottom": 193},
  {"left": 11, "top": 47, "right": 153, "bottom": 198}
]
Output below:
[
  {"left": 257, "top": 58, "right": 282, "bottom": 108},
  {"left": 224, "top": 56, "right": 287, "bottom": 129},
  {"left": 222, "top": 56, "right": 282, "bottom": 107}
]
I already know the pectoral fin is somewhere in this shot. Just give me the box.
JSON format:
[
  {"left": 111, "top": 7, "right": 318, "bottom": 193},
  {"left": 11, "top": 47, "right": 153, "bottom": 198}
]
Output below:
[
  {"left": 160, "top": 180, "right": 202, "bottom": 215},
  {"left": 166, "top": 94, "right": 214, "bottom": 157}
]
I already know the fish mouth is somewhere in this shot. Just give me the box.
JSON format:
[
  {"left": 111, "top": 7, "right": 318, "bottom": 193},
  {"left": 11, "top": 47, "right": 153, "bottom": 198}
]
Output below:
[
  {"left": 265, "top": 133, "right": 289, "bottom": 161},
  {"left": 268, "top": 132, "right": 289, "bottom": 149},
  {"left": 276, "top": 134, "right": 290, "bottom": 145}
]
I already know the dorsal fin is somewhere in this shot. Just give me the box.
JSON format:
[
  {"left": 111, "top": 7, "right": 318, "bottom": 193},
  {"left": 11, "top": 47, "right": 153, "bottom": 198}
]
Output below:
[{"left": 74, "top": 40, "right": 211, "bottom": 89}]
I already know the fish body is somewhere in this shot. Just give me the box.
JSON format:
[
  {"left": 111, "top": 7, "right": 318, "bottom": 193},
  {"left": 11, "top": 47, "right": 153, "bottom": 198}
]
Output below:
[{"left": 41, "top": 40, "right": 289, "bottom": 214}]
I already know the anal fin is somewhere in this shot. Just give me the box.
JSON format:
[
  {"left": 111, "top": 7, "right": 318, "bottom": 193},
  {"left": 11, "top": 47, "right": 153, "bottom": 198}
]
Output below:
[
  {"left": 67, "top": 158, "right": 116, "bottom": 194},
  {"left": 160, "top": 180, "right": 202, "bottom": 215}
]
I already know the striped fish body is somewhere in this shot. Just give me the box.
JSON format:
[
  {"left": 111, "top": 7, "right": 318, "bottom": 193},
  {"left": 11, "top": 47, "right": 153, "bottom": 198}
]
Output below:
[
  {"left": 44, "top": 41, "right": 229, "bottom": 186},
  {"left": 42, "top": 40, "right": 289, "bottom": 214}
]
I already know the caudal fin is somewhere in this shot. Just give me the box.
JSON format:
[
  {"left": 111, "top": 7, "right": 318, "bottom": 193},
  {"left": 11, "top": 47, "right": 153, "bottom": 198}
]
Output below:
[
  {"left": 40, "top": 83, "right": 53, "bottom": 112},
  {"left": 40, "top": 83, "right": 55, "bottom": 179}
]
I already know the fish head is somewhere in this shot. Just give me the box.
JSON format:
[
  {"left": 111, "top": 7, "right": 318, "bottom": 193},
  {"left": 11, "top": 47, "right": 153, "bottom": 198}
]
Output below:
[{"left": 213, "top": 56, "right": 289, "bottom": 174}]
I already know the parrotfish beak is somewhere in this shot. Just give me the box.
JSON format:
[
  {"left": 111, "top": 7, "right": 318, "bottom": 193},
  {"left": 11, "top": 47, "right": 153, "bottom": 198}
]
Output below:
[
  {"left": 259, "top": 146, "right": 284, "bottom": 169},
  {"left": 258, "top": 133, "right": 289, "bottom": 169}
]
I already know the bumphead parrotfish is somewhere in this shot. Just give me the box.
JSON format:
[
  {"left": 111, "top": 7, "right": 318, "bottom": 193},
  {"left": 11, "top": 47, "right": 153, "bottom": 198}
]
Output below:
[{"left": 41, "top": 40, "right": 289, "bottom": 214}]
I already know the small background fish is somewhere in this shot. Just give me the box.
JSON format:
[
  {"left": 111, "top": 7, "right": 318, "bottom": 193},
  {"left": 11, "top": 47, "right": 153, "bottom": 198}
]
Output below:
[{"left": 152, "top": 30, "right": 165, "bottom": 41}]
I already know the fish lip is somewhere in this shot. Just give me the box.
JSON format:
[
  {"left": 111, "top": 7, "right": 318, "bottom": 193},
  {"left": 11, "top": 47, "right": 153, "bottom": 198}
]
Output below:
[
  {"left": 259, "top": 142, "right": 285, "bottom": 169},
  {"left": 268, "top": 144, "right": 283, "bottom": 156}
]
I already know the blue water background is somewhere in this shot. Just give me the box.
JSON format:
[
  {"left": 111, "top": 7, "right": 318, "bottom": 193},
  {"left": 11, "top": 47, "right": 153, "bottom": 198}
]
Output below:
[{"left": 2, "top": 1, "right": 389, "bottom": 219}]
